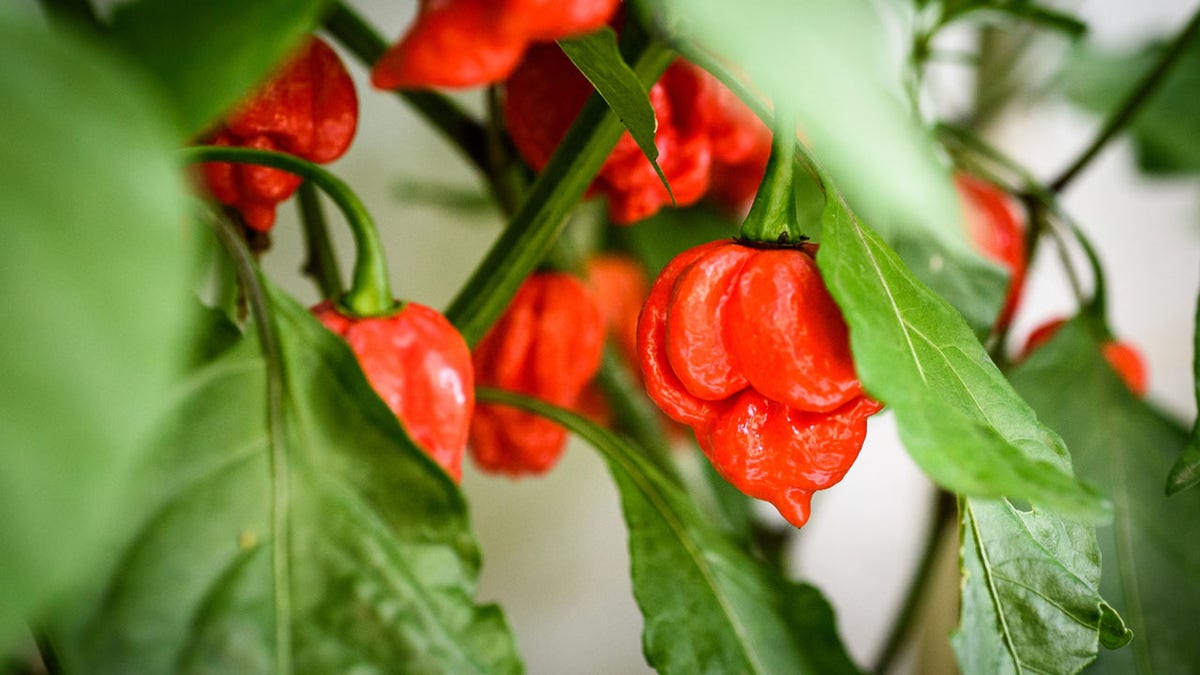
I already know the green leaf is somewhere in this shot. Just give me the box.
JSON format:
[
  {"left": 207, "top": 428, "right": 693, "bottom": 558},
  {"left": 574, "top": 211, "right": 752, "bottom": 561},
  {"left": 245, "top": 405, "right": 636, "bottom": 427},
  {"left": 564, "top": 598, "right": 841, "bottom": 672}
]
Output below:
[
  {"left": 1166, "top": 291, "right": 1200, "bottom": 494},
  {"left": 558, "top": 27, "right": 673, "bottom": 200},
  {"left": 653, "top": 0, "right": 1007, "bottom": 334},
  {"left": 53, "top": 290, "right": 522, "bottom": 674},
  {"left": 954, "top": 497, "right": 1129, "bottom": 673},
  {"left": 1062, "top": 37, "right": 1200, "bottom": 174},
  {"left": 1010, "top": 319, "right": 1200, "bottom": 674},
  {"left": 109, "top": 0, "right": 331, "bottom": 137},
  {"left": 478, "top": 388, "right": 860, "bottom": 675},
  {"left": 944, "top": 1, "right": 1088, "bottom": 38},
  {"left": 0, "top": 14, "right": 192, "bottom": 648},
  {"left": 819, "top": 193, "right": 1109, "bottom": 520}
]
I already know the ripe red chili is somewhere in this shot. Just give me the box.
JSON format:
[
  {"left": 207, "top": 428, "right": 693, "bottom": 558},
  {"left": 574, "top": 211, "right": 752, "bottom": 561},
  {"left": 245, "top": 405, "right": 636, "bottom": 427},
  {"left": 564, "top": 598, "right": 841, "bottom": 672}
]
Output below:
[
  {"left": 470, "top": 272, "right": 606, "bottom": 475},
  {"left": 638, "top": 240, "right": 881, "bottom": 527},
  {"left": 504, "top": 47, "right": 770, "bottom": 224},
  {"left": 1022, "top": 319, "right": 1148, "bottom": 396},
  {"left": 312, "top": 301, "right": 474, "bottom": 482},
  {"left": 202, "top": 37, "right": 358, "bottom": 232},
  {"left": 956, "top": 173, "right": 1026, "bottom": 329},
  {"left": 371, "top": 0, "right": 620, "bottom": 90}
]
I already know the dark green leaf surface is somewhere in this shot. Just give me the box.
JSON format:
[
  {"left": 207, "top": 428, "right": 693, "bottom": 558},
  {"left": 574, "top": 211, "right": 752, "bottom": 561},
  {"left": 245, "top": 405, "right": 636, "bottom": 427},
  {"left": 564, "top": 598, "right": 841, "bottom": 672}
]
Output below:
[
  {"left": 819, "top": 194, "right": 1109, "bottom": 520},
  {"left": 0, "top": 14, "right": 192, "bottom": 648},
  {"left": 558, "top": 27, "right": 672, "bottom": 198},
  {"left": 478, "top": 389, "right": 860, "bottom": 675},
  {"left": 1010, "top": 319, "right": 1200, "bottom": 674},
  {"left": 55, "top": 294, "right": 521, "bottom": 674},
  {"left": 109, "top": 0, "right": 331, "bottom": 137},
  {"left": 1166, "top": 291, "right": 1200, "bottom": 494},
  {"left": 1062, "top": 38, "right": 1200, "bottom": 174}
]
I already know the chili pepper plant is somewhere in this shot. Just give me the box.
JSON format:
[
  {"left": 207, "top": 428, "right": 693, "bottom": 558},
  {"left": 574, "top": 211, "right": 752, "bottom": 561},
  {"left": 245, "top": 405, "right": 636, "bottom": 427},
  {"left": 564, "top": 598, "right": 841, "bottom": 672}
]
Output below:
[{"left": 4, "top": 0, "right": 1200, "bottom": 673}]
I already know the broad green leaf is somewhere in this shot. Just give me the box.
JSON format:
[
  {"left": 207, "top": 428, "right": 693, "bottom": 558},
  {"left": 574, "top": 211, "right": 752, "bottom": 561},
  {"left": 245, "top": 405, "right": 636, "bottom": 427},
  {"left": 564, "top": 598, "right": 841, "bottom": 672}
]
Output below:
[
  {"left": 819, "top": 193, "right": 1109, "bottom": 519},
  {"left": 1166, "top": 291, "right": 1200, "bottom": 494},
  {"left": 478, "top": 389, "right": 860, "bottom": 675},
  {"left": 54, "top": 292, "right": 522, "bottom": 674},
  {"left": 954, "top": 497, "right": 1130, "bottom": 673},
  {"left": 1010, "top": 319, "right": 1200, "bottom": 674},
  {"left": 558, "top": 27, "right": 673, "bottom": 199},
  {"left": 0, "top": 14, "right": 192, "bottom": 648},
  {"left": 109, "top": 0, "right": 331, "bottom": 137},
  {"left": 651, "top": 0, "right": 1007, "bottom": 334},
  {"left": 1062, "top": 37, "right": 1200, "bottom": 174}
]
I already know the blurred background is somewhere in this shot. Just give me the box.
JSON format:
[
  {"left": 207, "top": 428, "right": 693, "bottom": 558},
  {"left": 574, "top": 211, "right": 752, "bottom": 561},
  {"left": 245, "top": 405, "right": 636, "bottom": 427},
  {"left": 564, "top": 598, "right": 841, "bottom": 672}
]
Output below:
[{"left": 236, "top": 0, "right": 1199, "bottom": 672}]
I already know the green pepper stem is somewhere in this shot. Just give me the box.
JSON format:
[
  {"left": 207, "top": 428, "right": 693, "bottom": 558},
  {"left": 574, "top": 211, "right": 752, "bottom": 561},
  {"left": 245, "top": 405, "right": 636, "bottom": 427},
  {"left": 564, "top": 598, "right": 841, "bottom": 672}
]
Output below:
[
  {"left": 183, "top": 145, "right": 394, "bottom": 316},
  {"left": 297, "top": 181, "right": 345, "bottom": 299},
  {"left": 738, "top": 108, "right": 803, "bottom": 244}
]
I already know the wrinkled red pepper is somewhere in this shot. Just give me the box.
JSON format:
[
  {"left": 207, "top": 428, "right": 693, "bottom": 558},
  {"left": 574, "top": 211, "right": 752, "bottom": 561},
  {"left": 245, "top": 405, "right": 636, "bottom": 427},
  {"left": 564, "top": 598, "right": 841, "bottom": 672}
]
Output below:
[
  {"left": 312, "top": 300, "right": 474, "bottom": 481},
  {"left": 1022, "top": 319, "right": 1148, "bottom": 396},
  {"left": 638, "top": 240, "right": 881, "bottom": 527},
  {"left": 504, "top": 46, "right": 771, "bottom": 224},
  {"left": 371, "top": 0, "right": 620, "bottom": 90},
  {"left": 470, "top": 272, "right": 606, "bottom": 475},
  {"left": 956, "top": 173, "right": 1027, "bottom": 330},
  {"left": 202, "top": 38, "right": 358, "bottom": 232}
]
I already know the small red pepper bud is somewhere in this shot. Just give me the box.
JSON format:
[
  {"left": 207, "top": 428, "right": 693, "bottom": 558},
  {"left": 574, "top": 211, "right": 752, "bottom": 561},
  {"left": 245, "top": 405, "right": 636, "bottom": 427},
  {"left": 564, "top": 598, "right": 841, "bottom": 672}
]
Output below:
[
  {"left": 371, "top": 0, "right": 620, "bottom": 90},
  {"left": 956, "top": 173, "right": 1027, "bottom": 330},
  {"left": 312, "top": 301, "right": 474, "bottom": 482},
  {"left": 470, "top": 272, "right": 606, "bottom": 475},
  {"left": 202, "top": 38, "right": 358, "bottom": 232},
  {"left": 637, "top": 240, "right": 881, "bottom": 527},
  {"left": 1022, "top": 319, "right": 1148, "bottom": 396}
]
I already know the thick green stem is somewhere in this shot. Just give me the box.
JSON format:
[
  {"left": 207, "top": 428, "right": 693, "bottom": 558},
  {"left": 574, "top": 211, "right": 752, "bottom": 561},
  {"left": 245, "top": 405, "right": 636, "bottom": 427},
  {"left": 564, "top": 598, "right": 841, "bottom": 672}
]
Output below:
[
  {"left": 739, "top": 109, "right": 802, "bottom": 244},
  {"left": 1050, "top": 7, "right": 1200, "bottom": 192},
  {"left": 296, "top": 181, "right": 345, "bottom": 299},
  {"left": 444, "top": 32, "right": 674, "bottom": 346},
  {"left": 183, "top": 146, "right": 394, "bottom": 316}
]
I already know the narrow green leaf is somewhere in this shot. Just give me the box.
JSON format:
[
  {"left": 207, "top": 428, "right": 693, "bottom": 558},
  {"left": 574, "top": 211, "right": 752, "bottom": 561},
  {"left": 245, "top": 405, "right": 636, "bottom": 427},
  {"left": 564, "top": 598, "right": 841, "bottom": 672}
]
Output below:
[
  {"left": 954, "top": 497, "right": 1129, "bottom": 673},
  {"left": 1010, "top": 319, "right": 1200, "bottom": 674},
  {"left": 1166, "top": 290, "right": 1200, "bottom": 494},
  {"left": 947, "top": 2, "right": 1088, "bottom": 38},
  {"left": 478, "top": 388, "right": 860, "bottom": 675},
  {"left": 819, "top": 193, "right": 1109, "bottom": 520},
  {"left": 109, "top": 0, "right": 330, "bottom": 137},
  {"left": 0, "top": 13, "right": 192, "bottom": 648},
  {"left": 53, "top": 291, "right": 522, "bottom": 674},
  {"left": 558, "top": 27, "right": 673, "bottom": 200}
]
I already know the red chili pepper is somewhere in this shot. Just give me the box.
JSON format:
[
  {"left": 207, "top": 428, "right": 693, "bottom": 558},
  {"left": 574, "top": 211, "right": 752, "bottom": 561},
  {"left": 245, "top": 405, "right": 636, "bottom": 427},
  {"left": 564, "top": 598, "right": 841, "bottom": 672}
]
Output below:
[
  {"left": 1022, "top": 319, "right": 1148, "bottom": 396},
  {"left": 470, "top": 272, "right": 606, "bottom": 475},
  {"left": 202, "top": 38, "right": 358, "bottom": 232},
  {"left": 504, "top": 47, "right": 770, "bottom": 224},
  {"left": 638, "top": 240, "right": 882, "bottom": 527},
  {"left": 371, "top": 0, "right": 620, "bottom": 90},
  {"left": 312, "top": 300, "right": 474, "bottom": 482},
  {"left": 956, "top": 173, "right": 1027, "bottom": 330}
]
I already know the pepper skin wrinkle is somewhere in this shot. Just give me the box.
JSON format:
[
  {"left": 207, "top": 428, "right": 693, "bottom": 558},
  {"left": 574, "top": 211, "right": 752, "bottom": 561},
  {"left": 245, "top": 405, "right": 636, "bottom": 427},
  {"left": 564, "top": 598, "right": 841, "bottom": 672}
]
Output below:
[
  {"left": 638, "top": 240, "right": 882, "bottom": 527},
  {"left": 312, "top": 301, "right": 473, "bottom": 481}
]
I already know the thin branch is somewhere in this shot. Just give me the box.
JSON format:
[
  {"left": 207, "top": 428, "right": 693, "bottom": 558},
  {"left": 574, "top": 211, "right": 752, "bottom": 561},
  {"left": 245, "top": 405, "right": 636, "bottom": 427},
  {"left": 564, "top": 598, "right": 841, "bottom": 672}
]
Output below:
[{"left": 297, "top": 181, "right": 345, "bottom": 299}]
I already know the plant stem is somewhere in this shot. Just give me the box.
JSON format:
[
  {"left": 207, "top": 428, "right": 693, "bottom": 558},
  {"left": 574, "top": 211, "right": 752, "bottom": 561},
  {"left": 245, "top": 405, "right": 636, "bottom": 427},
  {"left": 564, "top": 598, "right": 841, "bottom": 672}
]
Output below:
[
  {"left": 34, "top": 629, "right": 62, "bottom": 675},
  {"left": 1049, "top": 7, "right": 1200, "bottom": 192},
  {"left": 297, "top": 181, "right": 345, "bottom": 299},
  {"left": 444, "top": 32, "right": 674, "bottom": 346},
  {"left": 739, "top": 108, "right": 801, "bottom": 244},
  {"left": 871, "top": 488, "right": 956, "bottom": 675},
  {"left": 183, "top": 146, "right": 394, "bottom": 316}
]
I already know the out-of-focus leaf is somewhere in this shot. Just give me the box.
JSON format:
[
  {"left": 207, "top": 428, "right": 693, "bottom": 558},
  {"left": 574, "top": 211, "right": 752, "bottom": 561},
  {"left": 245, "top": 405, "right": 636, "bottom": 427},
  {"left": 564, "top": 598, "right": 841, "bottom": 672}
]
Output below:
[
  {"left": 1062, "top": 37, "right": 1200, "bottom": 174},
  {"left": 1166, "top": 291, "right": 1200, "bottom": 494},
  {"left": 651, "top": 0, "right": 1007, "bottom": 334},
  {"left": 0, "top": 13, "right": 192, "bottom": 648},
  {"left": 819, "top": 191, "right": 1109, "bottom": 520},
  {"left": 53, "top": 291, "right": 522, "bottom": 674},
  {"left": 478, "top": 388, "right": 860, "bottom": 675},
  {"left": 109, "top": 0, "right": 331, "bottom": 137},
  {"left": 559, "top": 27, "right": 672, "bottom": 198},
  {"left": 943, "top": 1, "right": 1087, "bottom": 37},
  {"left": 619, "top": 205, "right": 740, "bottom": 274},
  {"left": 1010, "top": 319, "right": 1200, "bottom": 673}
]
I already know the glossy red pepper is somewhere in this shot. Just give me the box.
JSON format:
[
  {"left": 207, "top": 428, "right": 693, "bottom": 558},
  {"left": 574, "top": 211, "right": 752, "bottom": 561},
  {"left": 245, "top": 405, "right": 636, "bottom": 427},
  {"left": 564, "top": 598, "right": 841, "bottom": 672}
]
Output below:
[
  {"left": 312, "top": 300, "right": 474, "bottom": 481},
  {"left": 471, "top": 272, "right": 606, "bottom": 475},
  {"left": 956, "top": 173, "right": 1027, "bottom": 330},
  {"left": 371, "top": 0, "right": 619, "bottom": 90},
  {"left": 638, "top": 240, "right": 882, "bottom": 527},
  {"left": 202, "top": 38, "right": 358, "bottom": 232},
  {"left": 1022, "top": 319, "right": 1149, "bottom": 396},
  {"left": 504, "top": 47, "right": 770, "bottom": 224}
]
